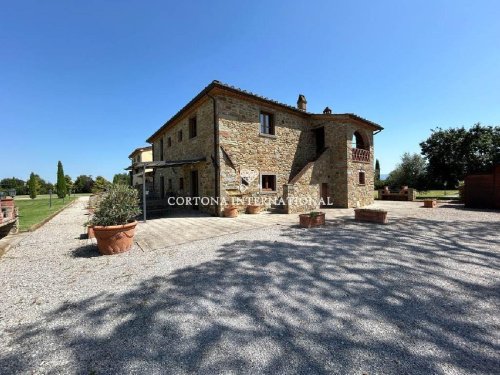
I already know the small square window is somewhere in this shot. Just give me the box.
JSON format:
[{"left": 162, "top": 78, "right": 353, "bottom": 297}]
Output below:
[
  {"left": 178, "top": 130, "right": 183, "bottom": 142},
  {"left": 261, "top": 174, "right": 276, "bottom": 191},
  {"left": 189, "top": 117, "right": 197, "bottom": 139},
  {"left": 260, "top": 112, "right": 275, "bottom": 135},
  {"left": 167, "top": 137, "right": 172, "bottom": 147},
  {"left": 358, "top": 171, "right": 366, "bottom": 185},
  {"left": 179, "top": 177, "right": 184, "bottom": 190}
]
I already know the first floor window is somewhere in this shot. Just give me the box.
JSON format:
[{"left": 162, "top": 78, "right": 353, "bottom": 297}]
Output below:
[
  {"left": 179, "top": 177, "right": 184, "bottom": 190},
  {"left": 261, "top": 174, "right": 276, "bottom": 191},
  {"left": 189, "top": 117, "right": 197, "bottom": 138},
  {"left": 260, "top": 111, "right": 275, "bottom": 135},
  {"left": 178, "top": 130, "right": 183, "bottom": 142},
  {"left": 168, "top": 178, "right": 172, "bottom": 190}
]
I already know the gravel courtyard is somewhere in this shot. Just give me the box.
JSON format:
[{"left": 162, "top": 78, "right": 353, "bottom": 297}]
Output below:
[{"left": 0, "top": 197, "right": 499, "bottom": 374}]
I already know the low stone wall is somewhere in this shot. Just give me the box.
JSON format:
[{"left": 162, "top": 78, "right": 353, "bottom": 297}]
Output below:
[{"left": 378, "top": 187, "right": 416, "bottom": 201}]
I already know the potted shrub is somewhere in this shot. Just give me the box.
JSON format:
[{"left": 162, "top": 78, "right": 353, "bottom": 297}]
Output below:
[
  {"left": 299, "top": 211, "right": 325, "bottom": 228},
  {"left": 224, "top": 205, "right": 239, "bottom": 218},
  {"left": 246, "top": 204, "right": 261, "bottom": 214},
  {"left": 90, "top": 184, "right": 141, "bottom": 255}
]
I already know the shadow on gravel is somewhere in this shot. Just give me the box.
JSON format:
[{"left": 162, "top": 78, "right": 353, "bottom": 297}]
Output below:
[
  {"left": 71, "top": 244, "right": 100, "bottom": 258},
  {"left": 1, "top": 218, "right": 499, "bottom": 374}
]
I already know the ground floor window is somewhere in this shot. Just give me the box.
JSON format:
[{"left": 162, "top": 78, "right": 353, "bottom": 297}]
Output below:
[
  {"left": 261, "top": 174, "right": 277, "bottom": 192},
  {"left": 358, "top": 170, "right": 366, "bottom": 185}
]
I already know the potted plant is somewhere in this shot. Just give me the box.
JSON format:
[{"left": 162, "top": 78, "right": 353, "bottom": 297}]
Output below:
[
  {"left": 224, "top": 205, "right": 239, "bottom": 218},
  {"left": 89, "top": 184, "right": 141, "bottom": 255},
  {"left": 299, "top": 211, "right": 325, "bottom": 228},
  {"left": 246, "top": 204, "right": 261, "bottom": 214}
]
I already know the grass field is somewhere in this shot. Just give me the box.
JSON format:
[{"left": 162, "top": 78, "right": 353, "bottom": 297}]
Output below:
[
  {"left": 415, "top": 190, "right": 459, "bottom": 199},
  {"left": 14, "top": 196, "right": 78, "bottom": 231},
  {"left": 374, "top": 190, "right": 459, "bottom": 200}
]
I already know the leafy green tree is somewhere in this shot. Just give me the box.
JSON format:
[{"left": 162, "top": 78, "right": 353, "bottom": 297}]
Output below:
[
  {"left": 73, "top": 175, "right": 94, "bottom": 193},
  {"left": 56, "top": 161, "right": 66, "bottom": 198},
  {"left": 64, "top": 175, "right": 73, "bottom": 195},
  {"left": 386, "top": 153, "right": 428, "bottom": 190},
  {"left": 92, "top": 176, "right": 111, "bottom": 193},
  {"left": 112, "top": 173, "right": 130, "bottom": 186},
  {"left": 420, "top": 123, "right": 500, "bottom": 188},
  {"left": 28, "top": 172, "right": 38, "bottom": 199},
  {"left": 0, "top": 177, "right": 28, "bottom": 195}
]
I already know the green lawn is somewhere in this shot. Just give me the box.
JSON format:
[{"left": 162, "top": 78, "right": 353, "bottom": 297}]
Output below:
[
  {"left": 374, "top": 189, "right": 459, "bottom": 200},
  {"left": 415, "top": 190, "right": 459, "bottom": 199},
  {"left": 14, "top": 196, "right": 77, "bottom": 231}
]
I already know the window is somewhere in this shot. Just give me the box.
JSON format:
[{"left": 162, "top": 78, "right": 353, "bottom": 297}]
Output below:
[
  {"left": 352, "top": 131, "right": 366, "bottom": 149},
  {"left": 179, "top": 177, "right": 184, "bottom": 190},
  {"left": 178, "top": 130, "right": 183, "bottom": 142},
  {"left": 260, "top": 112, "right": 275, "bottom": 135},
  {"left": 168, "top": 178, "right": 172, "bottom": 190},
  {"left": 167, "top": 137, "right": 172, "bottom": 147},
  {"left": 160, "top": 176, "right": 165, "bottom": 198},
  {"left": 358, "top": 170, "right": 366, "bottom": 185},
  {"left": 261, "top": 174, "right": 276, "bottom": 191},
  {"left": 189, "top": 117, "right": 197, "bottom": 139},
  {"left": 160, "top": 139, "right": 164, "bottom": 161}
]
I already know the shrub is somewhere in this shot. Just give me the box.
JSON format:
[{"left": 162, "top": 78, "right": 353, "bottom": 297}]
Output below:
[{"left": 90, "top": 184, "right": 141, "bottom": 226}]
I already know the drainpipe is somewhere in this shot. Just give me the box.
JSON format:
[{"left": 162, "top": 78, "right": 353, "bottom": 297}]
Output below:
[{"left": 207, "top": 94, "right": 220, "bottom": 216}]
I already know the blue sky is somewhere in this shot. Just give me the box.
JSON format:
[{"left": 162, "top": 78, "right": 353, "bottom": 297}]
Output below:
[{"left": 1, "top": 0, "right": 499, "bottom": 183}]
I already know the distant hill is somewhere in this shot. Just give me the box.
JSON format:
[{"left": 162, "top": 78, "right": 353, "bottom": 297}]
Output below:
[{"left": 380, "top": 174, "right": 389, "bottom": 180}]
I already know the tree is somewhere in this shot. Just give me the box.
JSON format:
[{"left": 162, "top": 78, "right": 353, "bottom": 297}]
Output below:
[
  {"left": 386, "top": 153, "right": 428, "bottom": 190},
  {"left": 92, "top": 176, "right": 111, "bottom": 193},
  {"left": 420, "top": 124, "right": 500, "bottom": 188},
  {"left": 65, "top": 175, "right": 73, "bottom": 195},
  {"left": 113, "top": 173, "right": 130, "bottom": 186},
  {"left": 0, "top": 177, "right": 28, "bottom": 195},
  {"left": 375, "top": 159, "right": 381, "bottom": 182},
  {"left": 28, "top": 172, "right": 38, "bottom": 199},
  {"left": 73, "top": 175, "right": 94, "bottom": 193},
  {"left": 56, "top": 161, "right": 66, "bottom": 198}
]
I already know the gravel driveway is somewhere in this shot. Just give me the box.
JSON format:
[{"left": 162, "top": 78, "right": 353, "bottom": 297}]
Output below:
[{"left": 0, "top": 197, "right": 499, "bottom": 374}]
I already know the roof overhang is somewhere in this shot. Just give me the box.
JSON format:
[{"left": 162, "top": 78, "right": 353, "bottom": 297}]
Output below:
[{"left": 125, "top": 157, "right": 207, "bottom": 171}]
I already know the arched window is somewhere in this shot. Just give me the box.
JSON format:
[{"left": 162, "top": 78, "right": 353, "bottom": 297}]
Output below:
[{"left": 352, "top": 131, "right": 366, "bottom": 150}]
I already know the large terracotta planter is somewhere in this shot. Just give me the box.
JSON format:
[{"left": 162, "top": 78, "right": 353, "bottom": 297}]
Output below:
[
  {"left": 354, "top": 209, "right": 388, "bottom": 224},
  {"left": 224, "top": 206, "right": 239, "bottom": 218},
  {"left": 299, "top": 212, "right": 325, "bottom": 228},
  {"left": 246, "top": 205, "right": 261, "bottom": 214},
  {"left": 423, "top": 199, "right": 437, "bottom": 208},
  {"left": 93, "top": 221, "right": 137, "bottom": 255},
  {"left": 87, "top": 225, "right": 95, "bottom": 239}
]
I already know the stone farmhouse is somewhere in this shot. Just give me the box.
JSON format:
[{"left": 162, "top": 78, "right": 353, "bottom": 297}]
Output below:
[
  {"left": 128, "top": 146, "right": 153, "bottom": 189},
  {"left": 145, "top": 81, "right": 383, "bottom": 215}
]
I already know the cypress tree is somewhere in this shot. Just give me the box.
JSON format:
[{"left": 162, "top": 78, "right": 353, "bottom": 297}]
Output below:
[
  {"left": 56, "top": 161, "right": 67, "bottom": 198},
  {"left": 29, "top": 172, "right": 37, "bottom": 199},
  {"left": 375, "top": 159, "right": 381, "bottom": 182}
]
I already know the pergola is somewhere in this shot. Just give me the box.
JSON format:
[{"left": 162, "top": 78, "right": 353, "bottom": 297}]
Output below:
[{"left": 126, "top": 157, "right": 207, "bottom": 222}]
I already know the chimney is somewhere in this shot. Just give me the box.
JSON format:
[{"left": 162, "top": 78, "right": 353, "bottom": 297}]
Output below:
[
  {"left": 297, "top": 94, "right": 307, "bottom": 111},
  {"left": 323, "top": 106, "right": 332, "bottom": 114}
]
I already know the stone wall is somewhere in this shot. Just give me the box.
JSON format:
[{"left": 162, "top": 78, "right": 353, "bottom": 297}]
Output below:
[
  {"left": 216, "top": 94, "right": 315, "bottom": 211},
  {"left": 151, "top": 99, "right": 216, "bottom": 214},
  {"left": 345, "top": 124, "right": 375, "bottom": 207}
]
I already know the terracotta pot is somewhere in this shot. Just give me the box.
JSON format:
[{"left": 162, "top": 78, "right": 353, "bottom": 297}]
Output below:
[
  {"left": 299, "top": 212, "right": 325, "bottom": 228},
  {"left": 354, "top": 209, "right": 388, "bottom": 224},
  {"left": 224, "top": 206, "right": 238, "bottom": 218},
  {"left": 423, "top": 199, "right": 437, "bottom": 208},
  {"left": 87, "top": 225, "right": 95, "bottom": 239},
  {"left": 246, "top": 205, "right": 261, "bottom": 214},
  {"left": 93, "top": 221, "right": 137, "bottom": 255}
]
